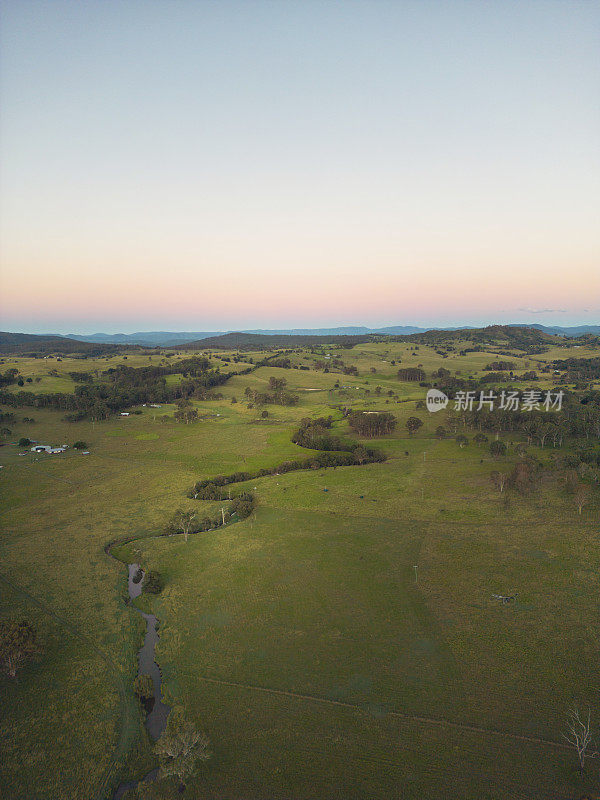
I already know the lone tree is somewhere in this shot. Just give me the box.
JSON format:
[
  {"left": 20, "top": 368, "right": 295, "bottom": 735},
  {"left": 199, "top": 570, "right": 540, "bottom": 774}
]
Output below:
[
  {"left": 0, "top": 620, "right": 40, "bottom": 679},
  {"left": 562, "top": 707, "right": 596, "bottom": 774},
  {"left": 155, "top": 706, "right": 211, "bottom": 790},
  {"left": 574, "top": 484, "right": 590, "bottom": 516},
  {"left": 73, "top": 441, "right": 87, "bottom": 450},
  {"left": 405, "top": 417, "right": 423, "bottom": 436},
  {"left": 171, "top": 509, "right": 197, "bottom": 542},
  {"left": 490, "top": 440, "right": 506, "bottom": 459},
  {"left": 490, "top": 471, "right": 508, "bottom": 493}
]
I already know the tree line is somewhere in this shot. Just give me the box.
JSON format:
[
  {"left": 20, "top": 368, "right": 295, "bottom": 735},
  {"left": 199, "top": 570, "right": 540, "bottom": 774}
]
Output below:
[{"left": 0, "top": 358, "right": 243, "bottom": 421}]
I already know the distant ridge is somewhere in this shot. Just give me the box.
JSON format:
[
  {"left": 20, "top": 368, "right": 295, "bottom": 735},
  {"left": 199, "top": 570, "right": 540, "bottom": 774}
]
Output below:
[
  {"left": 176, "top": 325, "right": 595, "bottom": 351},
  {"left": 178, "top": 332, "right": 377, "bottom": 350},
  {"left": 1, "top": 323, "right": 597, "bottom": 355},
  {"left": 54, "top": 323, "right": 600, "bottom": 347},
  {"left": 0, "top": 332, "right": 129, "bottom": 355}
]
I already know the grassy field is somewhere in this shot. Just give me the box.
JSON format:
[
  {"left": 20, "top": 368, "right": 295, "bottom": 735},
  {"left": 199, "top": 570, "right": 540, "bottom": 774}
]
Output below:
[
  {"left": 0, "top": 350, "right": 255, "bottom": 395},
  {"left": 1, "top": 337, "right": 599, "bottom": 799}
]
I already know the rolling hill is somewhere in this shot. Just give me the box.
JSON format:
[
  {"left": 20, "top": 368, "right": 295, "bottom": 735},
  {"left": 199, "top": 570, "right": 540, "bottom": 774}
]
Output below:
[{"left": 0, "top": 332, "right": 132, "bottom": 355}]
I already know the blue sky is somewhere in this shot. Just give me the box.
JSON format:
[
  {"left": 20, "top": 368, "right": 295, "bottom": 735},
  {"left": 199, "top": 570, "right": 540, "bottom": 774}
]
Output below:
[{"left": 0, "top": 0, "right": 598, "bottom": 333}]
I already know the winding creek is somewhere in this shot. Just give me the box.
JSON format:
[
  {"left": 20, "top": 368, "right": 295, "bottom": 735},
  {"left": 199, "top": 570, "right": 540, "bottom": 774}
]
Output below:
[
  {"left": 106, "top": 428, "right": 376, "bottom": 796},
  {"left": 112, "top": 563, "right": 171, "bottom": 800}
]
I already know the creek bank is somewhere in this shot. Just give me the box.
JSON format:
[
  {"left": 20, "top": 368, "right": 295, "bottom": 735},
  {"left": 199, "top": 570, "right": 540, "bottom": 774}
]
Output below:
[{"left": 111, "top": 562, "right": 171, "bottom": 800}]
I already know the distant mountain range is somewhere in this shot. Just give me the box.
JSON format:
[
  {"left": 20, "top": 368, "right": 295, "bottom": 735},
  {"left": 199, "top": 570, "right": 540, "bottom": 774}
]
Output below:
[
  {"left": 179, "top": 325, "right": 587, "bottom": 351},
  {"left": 0, "top": 323, "right": 597, "bottom": 355},
  {"left": 0, "top": 332, "right": 136, "bottom": 355},
  {"left": 58, "top": 323, "right": 600, "bottom": 347}
]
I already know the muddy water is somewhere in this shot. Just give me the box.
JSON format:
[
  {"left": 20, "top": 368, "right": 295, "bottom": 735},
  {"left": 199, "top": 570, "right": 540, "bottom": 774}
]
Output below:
[
  {"left": 112, "top": 564, "right": 171, "bottom": 799},
  {"left": 127, "top": 564, "right": 171, "bottom": 740}
]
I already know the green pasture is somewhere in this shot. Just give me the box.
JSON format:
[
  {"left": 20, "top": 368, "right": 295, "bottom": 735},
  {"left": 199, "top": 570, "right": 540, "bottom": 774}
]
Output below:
[{"left": 0, "top": 337, "right": 599, "bottom": 799}]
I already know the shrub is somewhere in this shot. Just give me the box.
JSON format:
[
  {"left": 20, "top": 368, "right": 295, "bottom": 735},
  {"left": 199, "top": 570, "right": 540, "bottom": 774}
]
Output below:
[
  {"left": 194, "top": 482, "right": 228, "bottom": 501},
  {"left": 490, "top": 440, "right": 507, "bottom": 458},
  {"left": 405, "top": 417, "right": 423, "bottom": 436},
  {"left": 143, "top": 571, "right": 164, "bottom": 595},
  {"left": 134, "top": 673, "right": 154, "bottom": 700},
  {"left": 0, "top": 619, "right": 40, "bottom": 678},
  {"left": 230, "top": 492, "right": 255, "bottom": 519},
  {"left": 132, "top": 568, "right": 143, "bottom": 584},
  {"left": 73, "top": 441, "right": 88, "bottom": 450}
]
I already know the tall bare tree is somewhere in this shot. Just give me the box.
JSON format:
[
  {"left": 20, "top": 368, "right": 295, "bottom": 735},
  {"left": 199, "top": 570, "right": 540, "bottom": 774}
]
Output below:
[
  {"left": 171, "top": 509, "right": 197, "bottom": 542},
  {"left": 562, "top": 707, "right": 596, "bottom": 773},
  {"left": 574, "top": 484, "right": 590, "bottom": 516},
  {"left": 490, "top": 470, "right": 507, "bottom": 493}
]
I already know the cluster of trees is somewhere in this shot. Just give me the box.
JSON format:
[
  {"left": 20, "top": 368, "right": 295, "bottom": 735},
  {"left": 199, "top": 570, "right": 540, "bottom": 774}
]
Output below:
[
  {"left": 489, "top": 458, "right": 540, "bottom": 495},
  {"left": 0, "top": 357, "right": 235, "bottom": 421},
  {"left": 263, "top": 357, "right": 291, "bottom": 368},
  {"left": 431, "top": 367, "right": 451, "bottom": 380},
  {"left": 552, "top": 356, "right": 600, "bottom": 385},
  {"left": 292, "top": 416, "right": 344, "bottom": 450},
  {"left": 314, "top": 359, "right": 359, "bottom": 375},
  {"left": 348, "top": 411, "right": 397, "bottom": 437},
  {"left": 397, "top": 367, "right": 425, "bottom": 382},
  {"left": 68, "top": 371, "right": 93, "bottom": 382},
  {"left": 446, "top": 398, "right": 600, "bottom": 447},
  {"left": 172, "top": 395, "right": 226, "bottom": 424},
  {"left": 487, "top": 452, "right": 595, "bottom": 516},
  {"left": 155, "top": 706, "right": 211, "bottom": 791},
  {"left": 480, "top": 371, "right": 511, "bottom": 383},
  {"left": 485, "top": 361, "right": 515, "bottom": 371},
  {"left": 243, "top": 377, "right": 299, "bottom": 407},
  {"left": 0, "top": 368, "right": 19, "bottom": 388},
  {"left": 168, "top": 491, "right": 257, "bottom": 540},
  {"left": 477, "top": 370, "right": 537, "bottom": 384}
]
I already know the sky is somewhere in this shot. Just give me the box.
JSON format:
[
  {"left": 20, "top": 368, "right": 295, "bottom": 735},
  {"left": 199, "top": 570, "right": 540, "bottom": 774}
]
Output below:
[{"left": 0, "top": 0, "right": 598, "bottom": 334}]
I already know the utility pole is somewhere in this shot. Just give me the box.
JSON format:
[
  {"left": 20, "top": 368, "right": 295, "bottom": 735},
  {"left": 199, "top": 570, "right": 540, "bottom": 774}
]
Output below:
[
  {"left": 413, "top": 565, "right": 418, "bottom": 584},
  {"left": 221, "top": 507, "right": 225, "bottom": 525}
]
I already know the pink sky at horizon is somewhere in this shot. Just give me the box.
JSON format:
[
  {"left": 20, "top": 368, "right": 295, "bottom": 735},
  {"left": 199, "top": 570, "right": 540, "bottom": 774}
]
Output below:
[{"left": 0, "top": 1, "right": 598, "bottom": 334}]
